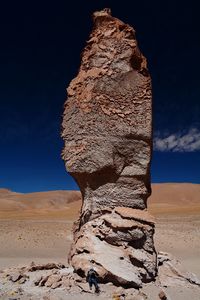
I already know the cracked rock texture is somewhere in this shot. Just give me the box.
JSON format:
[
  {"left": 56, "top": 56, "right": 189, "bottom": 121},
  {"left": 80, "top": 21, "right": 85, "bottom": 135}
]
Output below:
[
  {"left": 1, "top": 255, "right": 200, "bottom": 299},
  {"left": 61, "top": 8, "right": 157, "bottom": 287}
]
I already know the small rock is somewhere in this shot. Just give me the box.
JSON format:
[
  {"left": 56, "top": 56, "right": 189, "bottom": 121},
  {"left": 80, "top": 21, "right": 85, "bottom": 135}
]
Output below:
[
  {"left": 125, "top": 290, "right": 148, "bottom": 300},
  {"left": 157, "top": 252, "right": 171, "bottom": 266},
  {"left": 112, "top": 294, "right": 121, "bottom": 300},
  {"left": 45, "top": 275, "right": 61, "bottom": 287},
  {"left": 186, "top": 272, "right": 200, "bottom": 286},
  {"left": 18, "top": 277, "right": 26, "bottom": 284},
  {"left": 158, "top": 290, "right": 168, "bottom": 300},
  {"left": 60, "top": 276, "right": 72, "bottom": 288},
  {"left": 39, "top": 275, "right": 50, "bottom": 286},
  {"left": 28, "top": 262, "right": 65, "bottom": 272},
  {"left": 10, "top": 272, "right": 22, "bottom": 282}
]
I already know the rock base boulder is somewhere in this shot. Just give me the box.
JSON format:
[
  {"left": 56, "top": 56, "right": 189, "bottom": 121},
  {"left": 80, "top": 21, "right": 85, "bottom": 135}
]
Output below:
[{"left": 70, "top": 207, "right": 157, "bottom": 287}]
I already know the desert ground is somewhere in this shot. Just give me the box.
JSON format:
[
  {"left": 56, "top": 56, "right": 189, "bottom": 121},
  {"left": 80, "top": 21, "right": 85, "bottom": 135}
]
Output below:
[{"left": 0, "top": 183, "right": 200, "bottom": 299}]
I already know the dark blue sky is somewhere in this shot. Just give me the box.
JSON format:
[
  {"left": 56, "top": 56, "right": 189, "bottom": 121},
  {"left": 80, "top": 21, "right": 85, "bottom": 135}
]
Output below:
[{"left": 0, "top": 1, "right": 200, "bottom": 192}]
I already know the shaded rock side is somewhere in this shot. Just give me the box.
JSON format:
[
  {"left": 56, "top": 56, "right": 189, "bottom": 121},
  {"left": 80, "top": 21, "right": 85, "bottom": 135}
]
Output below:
[{"left": 61, "top": 8, "right": 156, "bottom": 287}]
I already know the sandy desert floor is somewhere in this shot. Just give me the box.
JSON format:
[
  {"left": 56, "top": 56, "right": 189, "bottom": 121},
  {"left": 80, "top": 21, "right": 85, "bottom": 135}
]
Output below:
[{"left": 0, "top": 210, "right": 200, "bottom": 277}]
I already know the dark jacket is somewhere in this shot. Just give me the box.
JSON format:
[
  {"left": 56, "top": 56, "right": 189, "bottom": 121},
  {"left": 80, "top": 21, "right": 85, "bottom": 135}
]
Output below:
[{"left": 86, "top": 268, "right": 98, "bottom": 282}]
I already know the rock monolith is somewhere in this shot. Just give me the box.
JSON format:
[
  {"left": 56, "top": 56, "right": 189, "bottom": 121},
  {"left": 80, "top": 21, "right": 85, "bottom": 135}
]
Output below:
[{"left": 61, "top": 8, "right": 157, "bottom": 287}]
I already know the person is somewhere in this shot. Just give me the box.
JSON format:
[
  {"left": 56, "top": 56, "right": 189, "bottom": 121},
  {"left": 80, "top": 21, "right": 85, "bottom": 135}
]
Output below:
[{"left": 86, "top": 267, "right": 100, "bottom": 293}]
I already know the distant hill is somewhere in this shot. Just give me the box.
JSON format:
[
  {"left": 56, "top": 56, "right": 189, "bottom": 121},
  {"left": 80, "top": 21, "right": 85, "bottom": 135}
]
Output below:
[
  {"left": 0, "top": 189, "right": 81, "bottom": 211},
  {"left": 149, "top": 183, "right": 200, "bottom": 215},
  {"left": 149, "top": 183, "right": 200, "bottom": 205},
  {"left": 0, "top": 183, "right": 199, "bottom": 216}
]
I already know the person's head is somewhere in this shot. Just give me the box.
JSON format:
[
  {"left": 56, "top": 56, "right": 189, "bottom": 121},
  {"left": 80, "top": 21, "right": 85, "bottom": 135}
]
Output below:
[{"left": 89, "top": 260, "right": 95, "bottom": 270}]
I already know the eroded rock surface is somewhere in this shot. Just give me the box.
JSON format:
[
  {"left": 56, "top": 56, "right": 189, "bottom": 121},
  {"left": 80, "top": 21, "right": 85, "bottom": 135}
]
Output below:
[
  {"left": 0, "top": 256, "right": 199, "bottom": 299},
  {"left": 61, "top": 8, "right": 156, "bottom": 287}
]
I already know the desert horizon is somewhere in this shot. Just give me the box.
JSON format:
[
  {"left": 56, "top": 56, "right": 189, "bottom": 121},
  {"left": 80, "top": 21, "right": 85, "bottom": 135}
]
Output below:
[{"left": 1, "top": 182, "right": 200, "bottom": 217}]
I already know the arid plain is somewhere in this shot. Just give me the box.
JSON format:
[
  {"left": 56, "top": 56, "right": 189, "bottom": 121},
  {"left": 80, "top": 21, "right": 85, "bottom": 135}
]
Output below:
[{"left": 0, "top": 183, "right": 200, "bottom": 299}]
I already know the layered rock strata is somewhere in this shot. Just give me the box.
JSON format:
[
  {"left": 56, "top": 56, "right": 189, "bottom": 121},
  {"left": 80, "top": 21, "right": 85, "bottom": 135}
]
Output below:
[{"left": 61, "top": 8, "right": 157, "bottom": 287}]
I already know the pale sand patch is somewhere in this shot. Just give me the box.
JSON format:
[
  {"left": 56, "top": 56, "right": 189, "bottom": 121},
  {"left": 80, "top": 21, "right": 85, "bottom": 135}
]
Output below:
[
  {"left": 0, "top": 198, "right": 200, "bottom": 299},
  {"left": 0, "top": 201, "right": 199, "bottom": 279}
]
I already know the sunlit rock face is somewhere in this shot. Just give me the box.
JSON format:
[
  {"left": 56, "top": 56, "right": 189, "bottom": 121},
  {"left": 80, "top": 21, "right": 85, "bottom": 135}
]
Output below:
[{"left": 61, "top": 8, "right": 157, "bottom": 287}]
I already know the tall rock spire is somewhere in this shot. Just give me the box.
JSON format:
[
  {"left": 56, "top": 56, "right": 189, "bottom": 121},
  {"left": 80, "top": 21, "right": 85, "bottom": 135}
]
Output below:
[{"left": 61, "top": 8, "right": 157, "bottom": 287}]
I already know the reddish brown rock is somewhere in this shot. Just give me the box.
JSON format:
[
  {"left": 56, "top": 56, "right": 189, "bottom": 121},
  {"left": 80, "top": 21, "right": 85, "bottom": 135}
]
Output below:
[
  {"left": 45, "top": 274, "right": 62, "bottom": 288},
  {"left": 158, "top": 290, "right": 168, "bottom": 300},
  {"left": 9, "top": 272, "right": 22, "bottom": 282},
  {"left": 115, "top": 207, "right": 155, "bottom": 225},
  {"left": 61, "top": 8, "right": 157, "bottom": 287},
  {"left": 28, "top": 262, "right": 65, "bottom": 272}
]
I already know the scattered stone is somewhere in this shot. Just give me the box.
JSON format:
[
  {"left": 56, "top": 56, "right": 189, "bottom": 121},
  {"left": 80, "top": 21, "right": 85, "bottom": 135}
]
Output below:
[
  {"left": 9, "top": 272, "right": 22, "bottom": 282},
  {"left": 0, "top": 254, "right": 200, "bottom": 299},
  {"left": 112, "top": 294, "right": 122, "bottom": 300},
  {"left": 39, "top": 275, "right": 50, "bottom": 287},
  {"left": 28, "top": 262, "right": 65, "bottom": 272},
  {"left": 158, "top": 290, "right": 168, "bottom": 300},
  {"left": 45, "top": 274, "right": 62, "bottom": 287},
  {"left": 18, "top": 277, "right": 26, "bottom": 284},
  {"left": 157, "top": 251, "right": 200, "bottom": 288},
  {"left": 157, "top": 252, "right": 171, "bottom": 266}
]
